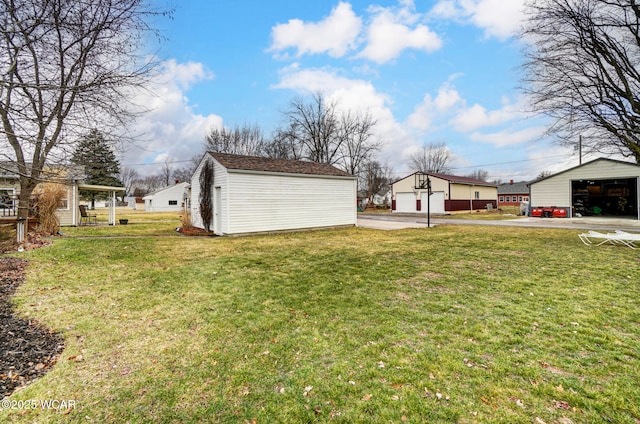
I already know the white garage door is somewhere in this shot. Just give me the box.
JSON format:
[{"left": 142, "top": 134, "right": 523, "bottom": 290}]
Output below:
[
  {"left": 395, "top": 192, "right": 417, "bottom": 213},
  {"left": 426, "top": 192, "right": 445, "bottom": 214},
  {"left": 395, "top": 192, "right": 445, "bottom": 214}
]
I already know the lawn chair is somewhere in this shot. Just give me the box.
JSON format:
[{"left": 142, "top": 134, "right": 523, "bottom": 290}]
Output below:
[
  {"left": 578, "top": 230, "right": 636, "bottom": 249},
  {"left": 79, "top": 205, "right": 97, "bottom": 225}
]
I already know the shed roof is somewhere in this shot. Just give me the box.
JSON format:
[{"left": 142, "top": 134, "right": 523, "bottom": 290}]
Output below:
[
  {"left": 498, "top": 181, "right": 530, "bottom": 195},
  {"left": 208, "top": 152, "right": 352, "bottom": 177}
]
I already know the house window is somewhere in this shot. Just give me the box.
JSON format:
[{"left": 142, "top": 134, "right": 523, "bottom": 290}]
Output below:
[
  {"left": 57, "top": 191, "right": 69, "bottom": 210},
  {"left": 499, "top": 196, "right": 504, "bottom": 202},
  {"left": 1, "top": 189, "right": 15, "bottom": 210},
  {"left": 474, "top": 191, "right": 480, "bottom": 199},
  {"left": 168, "top": 200, "right": 178, "bottom": 206},
  {"left": 519, "top": 196, "right": 523, "bottom": 202},
  {"left": 524, "top": 197, "right": 529, "bottom": 201},
  {"left": 512, "top": 196, "right": 517, "bottom": 202}
]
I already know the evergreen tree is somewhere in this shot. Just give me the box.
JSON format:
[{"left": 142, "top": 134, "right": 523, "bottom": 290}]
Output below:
[{"left": 71, "top": 129, "right": 123, "bottom": 207}]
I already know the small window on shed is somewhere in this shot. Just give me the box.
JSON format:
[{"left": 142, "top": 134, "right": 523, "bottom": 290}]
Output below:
[{"left": 168, "top": 200, "right": 178, "bottom": 206}]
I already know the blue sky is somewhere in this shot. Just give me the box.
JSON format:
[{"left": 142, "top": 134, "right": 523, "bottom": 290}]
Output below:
[{"left": 127, "top": 0, "right": 584, "bottom": 181}]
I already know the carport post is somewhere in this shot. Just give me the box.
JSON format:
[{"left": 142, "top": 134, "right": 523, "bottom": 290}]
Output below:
[{"left": 108, "top": 191, "right": 115, "bottom": 225}]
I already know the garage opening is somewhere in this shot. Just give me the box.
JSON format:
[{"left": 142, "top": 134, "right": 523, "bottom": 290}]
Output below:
[{"left": 572, "top": 178, "right": 638, "bottom": 218}]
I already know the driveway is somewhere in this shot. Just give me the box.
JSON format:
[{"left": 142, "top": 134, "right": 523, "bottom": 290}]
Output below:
[{"left": 357, "top": 213, "right": 640, "bottom": 232}]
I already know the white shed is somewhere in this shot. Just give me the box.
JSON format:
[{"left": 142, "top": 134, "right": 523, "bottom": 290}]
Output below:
[
  {"left": 529, "top": 158, "right": 640, "bottom": 219},
  {"left": 190, "top": 152, "right": 357, "bottom": 235},
  {"left": 143, "top": 182, "right": 190, "bottom": 212}
]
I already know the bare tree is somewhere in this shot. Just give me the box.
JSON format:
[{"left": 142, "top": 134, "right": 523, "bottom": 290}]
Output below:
[
  {"left": 120, "top": 166, "right": 139, "bottom": 198},
  {"left": 132, "top": 174, "right": 164, "bottom": 196},
  {"left": 467, "top": 169, "right": 490, "bottom": 181},
  {"left": 0, "top": 0, "right": 168, "bottom": 235},
  {"left": 278, "top": 92, "right": 341, "bottom": 164},
  {"left": 266, "top": 124, "right": 305, "bottom": 160},
  {"left": 161, "top": 160, "right": 172, "bottom": 187},
  {"left": 409, "top": 142, "right": 453, "bottom": 173},
  {"left": 522, "top": 0, "right": 640, "bottom": 162},
  {"left": 204, "top": 123, "right": 267, "bottom": 157},
  {"left": 338, "top": 111, "right": 381, "bottom": 176},
  {"left": 361, "top": 160, "right": 393, "bottom": 206},
  {"left": 275, "top": 92, "right": 380, "bottom": 175}
]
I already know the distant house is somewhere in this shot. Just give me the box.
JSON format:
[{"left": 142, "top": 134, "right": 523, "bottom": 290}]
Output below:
[
  {"left": 390, "top": 172, "right": 497, "bottom": 214},
  {"left": 190, "top": 152, "right": 356, "bottom": 235},
  {"left": 143, "top": 182, "right": 190, "bottom": 212},
  {"left": 529, "top": 158, "right": 640, "bottom": 219},
  {"left": 498, "top": 181, "right": 530, "bottom": 208}
]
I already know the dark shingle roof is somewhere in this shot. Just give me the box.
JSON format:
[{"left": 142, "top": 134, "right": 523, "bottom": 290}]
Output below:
[
  {"left": 498, "top": 181, "right": 530, "bottom": 195},
  {"left": 209, "top": 152, "right": 352, "bottom": 177}
]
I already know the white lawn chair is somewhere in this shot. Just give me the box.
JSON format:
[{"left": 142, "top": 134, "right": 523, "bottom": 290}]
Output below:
[{"left": 578, "top": 230, "right": 636, "bottom": 249}]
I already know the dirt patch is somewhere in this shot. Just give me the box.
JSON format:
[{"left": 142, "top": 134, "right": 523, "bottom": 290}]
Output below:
[{"left": 1, "top": 257, "right": 64, "bottom": 398}]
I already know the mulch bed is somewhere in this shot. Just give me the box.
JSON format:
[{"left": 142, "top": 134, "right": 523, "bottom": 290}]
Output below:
[{"left": 1, "top": 257, "right": 64, "bottom": 398}]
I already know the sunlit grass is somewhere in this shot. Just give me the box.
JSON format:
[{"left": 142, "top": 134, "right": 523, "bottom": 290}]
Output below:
[{"left": 3, "top": 220, "right": 640, "bottom": 423}]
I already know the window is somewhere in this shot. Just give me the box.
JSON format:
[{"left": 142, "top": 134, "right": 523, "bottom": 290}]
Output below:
[
  {"left": 499, "top": 196, "right": 504, "bottom": 202},
  {"left": 168, "top": 200, "right": 178, "bottom": 206},
  {"left": 518, "top": 196, "right": 523, "bottom": 202},
  {"left": 57, "top": 189, "right": 69, "bottom": 210},
  {"left": 1, "top": 189, "right": 15, "bottom": 210},
  {"left": 512, "top": 196, "right": 517, "bottom": 202},
  {"left": 475, "top": 191, "right": 480, "bottom": 199}
]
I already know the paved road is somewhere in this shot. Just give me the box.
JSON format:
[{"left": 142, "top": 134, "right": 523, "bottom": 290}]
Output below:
[{"left": 357, "top": 213, "right": 640, "bottom": 232}]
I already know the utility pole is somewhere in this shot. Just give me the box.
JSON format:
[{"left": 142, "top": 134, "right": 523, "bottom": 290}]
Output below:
[{"left": 579, "top": 135, "right": 582, "bottom": 165}]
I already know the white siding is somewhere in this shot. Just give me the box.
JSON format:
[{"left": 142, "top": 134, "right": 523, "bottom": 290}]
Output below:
[
  {"left": 190, "top": 157, "right": 228, "bottom": 231},
  {"left": 531, "top": 159, "right": 640, "bottom": 207},
  {"left": 145, "top": 183, "right": 189, "bottom": 212},
  {"left": 225, "top": 171, "right": 356, "bottom": 235}
]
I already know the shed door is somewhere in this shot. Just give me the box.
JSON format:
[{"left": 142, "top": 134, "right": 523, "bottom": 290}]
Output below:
[
  {"left": 395, "top": 192, "right": 417, "bottom": 213},
  {"left": 214, "top": 186, "right": 221, "bottom": 235}
]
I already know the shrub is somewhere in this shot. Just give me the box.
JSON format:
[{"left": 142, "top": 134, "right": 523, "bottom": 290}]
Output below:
[{"left": 33, "top": 183, "right": 66, "bottom": 235}]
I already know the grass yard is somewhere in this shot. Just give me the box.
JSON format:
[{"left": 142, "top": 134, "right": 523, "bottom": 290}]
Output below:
[{"left": 2, "top": 215, "right": 640, "bottom": 423}]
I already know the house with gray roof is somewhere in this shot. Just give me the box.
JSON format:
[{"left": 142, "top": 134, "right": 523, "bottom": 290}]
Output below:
[
  {"left": 190, "top": 152, "right": 357, "bottom": 235},
  {"left": 497, "top": 180, "right": 530, "bottom": 209}
]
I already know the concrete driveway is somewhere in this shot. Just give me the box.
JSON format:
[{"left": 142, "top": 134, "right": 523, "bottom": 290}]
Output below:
[{"left": 357, "top": 213, "right": 640, "bottom": 232}]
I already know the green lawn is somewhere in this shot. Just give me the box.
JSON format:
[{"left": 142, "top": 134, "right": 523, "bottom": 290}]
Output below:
[{"left": 3, "top": 214, "right": 640, "bottom": 423}]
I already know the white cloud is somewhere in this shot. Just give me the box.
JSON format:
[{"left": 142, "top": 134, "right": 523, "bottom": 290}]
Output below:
[
  {"left": 272, "top": 65, "right": 411, "bottom": 170},
  {"left": 450, "top": 99, "right": 527, "bottom": 132},
  {"left": 268, "top": 2, "right": 362, "bottom": 58},
  {"left": 358, "top": 2, "right": 442, "bottom": 63},
  {"left": 125, "top": 60, "right": 222, "bottom": 175},
  {"left": 469, "top": 126, "right": 546, "bottom": 147},
  {"left": 407, "top": 83, "right": 464, "bottom": 131},
  {"left": 430, "top": 0, "right": 526, "bottom": 40}
]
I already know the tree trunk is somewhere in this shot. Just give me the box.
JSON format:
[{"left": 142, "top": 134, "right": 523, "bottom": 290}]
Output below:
[{"left": 16, "top": 184, "right": 35, "bottom": 243}]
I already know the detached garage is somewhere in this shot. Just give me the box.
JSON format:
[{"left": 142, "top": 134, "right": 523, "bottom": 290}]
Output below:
[
  {"left": 529, "top": 158, "right": 640, "bottom": 220},
  {"left": 391, "top": 172, "right": 497, "bottom": 214},
  {"left": 190, "top": 152, "right": 357, "bottom": 235}
]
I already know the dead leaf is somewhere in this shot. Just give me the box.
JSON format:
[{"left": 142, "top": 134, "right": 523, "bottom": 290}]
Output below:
[
  {"left": 553, "top": 400, "right": 571, "bottom": 410},
  {"left": 362, "top": 394, "right": 372, "bottom": 401}
]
